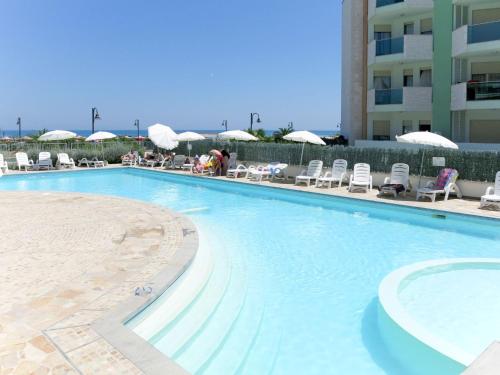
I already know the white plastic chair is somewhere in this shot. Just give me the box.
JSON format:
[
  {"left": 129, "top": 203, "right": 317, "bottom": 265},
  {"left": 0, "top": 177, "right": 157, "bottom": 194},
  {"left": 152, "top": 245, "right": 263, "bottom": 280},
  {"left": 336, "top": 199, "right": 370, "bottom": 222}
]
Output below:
[
  {"left": 37, "top": 152, "right": 53, "bottom": 170},
  {"left": 16, "top": 152, "right": 34, "bottom": 171},
  {"left": 0, "top": 154, "right": 8, "bottom": 173},
  {"left": 349, "top": 163, "right": 373, "bottom": 192},
  {"left": 228, "top": 153, "right": 238, "bottom": 169},
  {"left": 227, "top": 164, "right": 249, "bottom": 178},
  {"left": 480, "top": 171, "right": 500, "bottom": 209},
  {"left": 416, "top": 168, "right": 462, "bottom": 202},
  {"left": 56, "top": 153, "right": 75, "bottom": 169},
  {"left": 379, "top": 163, "right": 410, "bottom": 197},
  {"left": 316, "top": 159, "right": 347, "bottom": 188},
  {"left": 295, "top": 160, "right": 323, "bottom": 186}
]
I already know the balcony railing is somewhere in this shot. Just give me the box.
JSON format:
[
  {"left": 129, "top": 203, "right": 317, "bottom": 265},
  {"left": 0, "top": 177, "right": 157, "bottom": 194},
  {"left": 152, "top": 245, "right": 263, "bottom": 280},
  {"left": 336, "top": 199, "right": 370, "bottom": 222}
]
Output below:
[
  {"left": 467, "top": 81, "right": 500, "bottom": 101},
  {"left": 376, "top": 0, "right": 404, "bottom": 8},
  {"left": 376, "top": 37, "right": 404, "bottom": 56},
  {"left": 468, "top": 20, "right": 500, "bottom": 44},
  {"left": 375, "top": 89, "right": 403, "bottom": 105}
]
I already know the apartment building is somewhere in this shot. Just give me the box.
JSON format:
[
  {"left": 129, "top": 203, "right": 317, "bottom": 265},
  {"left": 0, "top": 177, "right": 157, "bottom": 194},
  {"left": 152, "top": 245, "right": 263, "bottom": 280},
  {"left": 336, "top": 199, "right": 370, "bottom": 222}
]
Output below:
[{"left": 341, "top": 0, "right": 500, "bottom": 144}]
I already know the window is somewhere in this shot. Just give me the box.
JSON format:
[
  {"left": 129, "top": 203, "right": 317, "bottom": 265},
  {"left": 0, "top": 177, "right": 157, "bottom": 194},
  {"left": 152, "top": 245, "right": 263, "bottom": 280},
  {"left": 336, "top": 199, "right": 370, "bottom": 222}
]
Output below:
[
  {"left": 420, "top": 69, "right": 432, "bottom": 87},
  {"left": 373, "top": 120, "right": 391, "bottom": 141},
  {"left": 374, "top": 25, "right": 392, "bottom": 41},
  {"left": 374, "top": 72, "right": 391, "bottom": 90},
  {"left": 403, "top": 70, "right": 413, "bottom": 87},
  {"left": 420, "top": 18, "right": 433, "bottom": 35},
  {"left": 470, "top": 120, "right": 500, "bottom": 143},
  {"left": 402, "top": 120, "right": 413, "bottom": 134},
  {"left": 404, "top": 23, "right": 414, "bottom": 35},
  {"left": 419, "top": 121, "right": 431, "bottom": 132}
]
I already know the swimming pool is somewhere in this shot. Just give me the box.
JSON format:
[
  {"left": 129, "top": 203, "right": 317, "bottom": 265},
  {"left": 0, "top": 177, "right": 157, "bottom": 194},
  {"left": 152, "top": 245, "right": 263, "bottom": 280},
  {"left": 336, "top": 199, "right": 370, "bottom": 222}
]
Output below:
[{"left": 2, "top": 168, "right": 500, "bottom": 375}]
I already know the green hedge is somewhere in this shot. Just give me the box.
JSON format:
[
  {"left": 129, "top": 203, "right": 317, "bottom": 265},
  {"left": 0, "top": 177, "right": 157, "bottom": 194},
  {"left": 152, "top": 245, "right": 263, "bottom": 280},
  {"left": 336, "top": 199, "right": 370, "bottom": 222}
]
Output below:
[{"left": 170, "top": 140, "right": 500, "bottom": 182}]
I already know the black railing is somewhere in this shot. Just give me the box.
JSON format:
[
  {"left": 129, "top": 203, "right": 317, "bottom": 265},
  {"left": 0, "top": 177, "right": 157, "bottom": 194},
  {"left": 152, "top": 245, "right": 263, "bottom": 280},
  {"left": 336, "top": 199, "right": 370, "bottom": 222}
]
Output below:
[
  {"left": 376, "top": 37, "right": 404, "bottom": 56},
  {"left": 467, "top": 81, "right": 500, "bottom": 101}
]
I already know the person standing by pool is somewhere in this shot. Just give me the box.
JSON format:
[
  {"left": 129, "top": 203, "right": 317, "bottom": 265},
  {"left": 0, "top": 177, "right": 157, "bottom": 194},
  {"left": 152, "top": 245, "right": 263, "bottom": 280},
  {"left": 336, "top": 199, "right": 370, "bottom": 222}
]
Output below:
[{"left": 221, "top": 150, "right": 230, "bottom": 176}]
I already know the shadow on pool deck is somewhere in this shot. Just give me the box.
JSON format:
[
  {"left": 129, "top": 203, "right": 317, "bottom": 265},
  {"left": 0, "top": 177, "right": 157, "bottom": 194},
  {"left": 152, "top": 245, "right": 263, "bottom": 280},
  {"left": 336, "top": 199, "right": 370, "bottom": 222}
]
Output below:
[{"left": 362, "top": 298, "right": 408, "bottom": 375}]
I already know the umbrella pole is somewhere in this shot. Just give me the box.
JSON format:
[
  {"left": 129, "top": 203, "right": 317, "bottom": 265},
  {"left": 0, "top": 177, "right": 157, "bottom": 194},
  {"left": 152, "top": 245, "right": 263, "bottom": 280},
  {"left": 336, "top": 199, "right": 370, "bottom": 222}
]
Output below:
[
  {"left": 300, "top": 142, "right": 305, "bottom": 166},
  {"left": 188, "top": 141, "right": 191, "bottom": 158},
  {"left": 418, "top": 148, "right": 425, "bottom": 189}
]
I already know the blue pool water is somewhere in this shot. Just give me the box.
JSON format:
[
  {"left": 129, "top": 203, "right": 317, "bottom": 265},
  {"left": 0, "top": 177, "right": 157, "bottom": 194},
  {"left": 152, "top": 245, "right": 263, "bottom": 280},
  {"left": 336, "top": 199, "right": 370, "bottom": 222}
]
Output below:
[{"left": 2, "top": 168, "right": 500, "bottom": 375}]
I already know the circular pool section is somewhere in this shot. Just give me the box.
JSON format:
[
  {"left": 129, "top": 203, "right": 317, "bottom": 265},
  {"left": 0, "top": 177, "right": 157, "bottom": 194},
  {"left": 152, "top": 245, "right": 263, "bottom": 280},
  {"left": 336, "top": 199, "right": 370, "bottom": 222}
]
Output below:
[{"left": 379, "top": 259, "right": 500, "bottom": 375}]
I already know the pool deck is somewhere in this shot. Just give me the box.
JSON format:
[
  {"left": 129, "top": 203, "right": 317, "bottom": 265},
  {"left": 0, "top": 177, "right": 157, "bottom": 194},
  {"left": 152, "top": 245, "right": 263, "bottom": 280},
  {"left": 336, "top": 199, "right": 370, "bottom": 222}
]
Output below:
[
  {"left": 0, "top": 191, "right": 196, "bottom": 375},
  {"left": 2, "top": 165, "right": 500, "bottom": 375}
]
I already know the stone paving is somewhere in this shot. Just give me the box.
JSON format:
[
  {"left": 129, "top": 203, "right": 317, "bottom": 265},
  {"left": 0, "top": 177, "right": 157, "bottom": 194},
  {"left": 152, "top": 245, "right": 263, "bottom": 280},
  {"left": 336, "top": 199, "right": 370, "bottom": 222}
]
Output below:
[{"left": 0, "top": 192, "right": 186, "bottom": 374}]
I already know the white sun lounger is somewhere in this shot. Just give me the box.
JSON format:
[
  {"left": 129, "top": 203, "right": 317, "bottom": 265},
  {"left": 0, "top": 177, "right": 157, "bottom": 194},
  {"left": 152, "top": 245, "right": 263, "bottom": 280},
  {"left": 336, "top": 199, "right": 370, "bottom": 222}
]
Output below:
[
  {"left": 16, "top": 152, "right": 34, "bottom": 171},
  {"left": 56, "top": 153, "right": 75, "bottom": 169},
  {"left": 316, "top": 159, "right": 347, "bottom": 188},
  {"left": 349, "top": 163, "right": 372, "bottom": 192},
  {"left": 37, "top": 152, "right": 53, "bottom": 170},
  {"left": 379, "top": 163, "right": 410, "bottom": 197},
  {"left": 227, "top": 164, "right": 250, "bottom": 178},
  {"left": 295, "top": 160, "right": 323, "bottom": 186},
  {"left": 480, "top": 171, "right": 500, "bottom": 209},
  {"left": 0, "top": 154, "right": 9, "bottom": 173},
  {"left": 416, "top": 168, "right": 462, "bottom": 202},
  {"left": 78, "top": 157, "right": 105, "bottom": 168}
]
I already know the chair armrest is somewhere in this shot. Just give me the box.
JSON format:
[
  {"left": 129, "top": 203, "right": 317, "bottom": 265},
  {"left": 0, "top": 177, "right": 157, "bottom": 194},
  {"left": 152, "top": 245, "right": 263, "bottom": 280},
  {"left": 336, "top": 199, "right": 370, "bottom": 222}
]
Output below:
[
  {"left": 299, "top": 169, "right": 306, "bottom": 176},
  {"left": 383, "top": 177, "right": 390, "bottom": 185},
  {"left": 323, "top": 171, "right": 332, "bottom": 178},
  {"left": 485, "top": 186, "right": 494, "bottom": 195},
  {"left": 424, "top": 181, "right": 434, "bottom": 188}
]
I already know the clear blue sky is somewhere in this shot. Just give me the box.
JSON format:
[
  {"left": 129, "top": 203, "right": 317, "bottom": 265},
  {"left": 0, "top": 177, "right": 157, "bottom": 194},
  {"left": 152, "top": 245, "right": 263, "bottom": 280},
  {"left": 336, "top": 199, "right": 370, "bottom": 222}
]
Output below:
[{"left": 0, "top": 0, "right": 341, "bottom": 132}]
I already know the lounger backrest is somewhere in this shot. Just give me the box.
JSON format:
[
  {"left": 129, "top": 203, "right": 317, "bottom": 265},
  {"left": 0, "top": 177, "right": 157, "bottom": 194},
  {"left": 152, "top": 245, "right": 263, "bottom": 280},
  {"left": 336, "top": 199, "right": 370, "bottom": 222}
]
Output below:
[
  {"left": 306, "top": 160, "right": 323, "bottom": 177},
  {"left": 435, "top": 168, "right": 457, "bottom": 190},
  {"left": 174, "top": 155, "right": 185, "bottom": 166},
  {"left": 199, "top": 155, "right": 210, "bottom": 164},
  {"left": 39, "top": 152, "right": 51, "bottom": 163},
  {"left": 353, "top": 163, "right": 370, "bottom": 182},
  {"left": 495, "top": 171, "right": 500, "bottom": 196},
  {"left": 390, "top": 163, "right": 410, "bottom": 187},
  {"left": 229, "top": 153, "right": 237, "bottom": 169},
  {"left": 58, "top": 153, "right": 70, "bottom": 164},
  {"left": 331, "top": 159, "right": 348, "bottom": 180},
  {"left": 16, "top": 152, "right": 29, "bottom": 166}
]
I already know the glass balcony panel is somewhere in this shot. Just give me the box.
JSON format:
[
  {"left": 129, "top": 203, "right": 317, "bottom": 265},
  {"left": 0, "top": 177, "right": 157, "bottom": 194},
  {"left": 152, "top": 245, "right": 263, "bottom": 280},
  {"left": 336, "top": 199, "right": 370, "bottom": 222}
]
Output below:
[
  {"left": 376, "top": 37, "right": 404, "bottom": 56},
  {"left": 468, "top": 20, "right": 500, "bottom": 44},
  {"left": 375, "top": 89, "right": 403, "bottom": 105},
  {"left": 467, "top": 81, "right": 500, "bottom": 101},
  {"left": 376, "top": 0, "right": 404, "bottom": 8}
]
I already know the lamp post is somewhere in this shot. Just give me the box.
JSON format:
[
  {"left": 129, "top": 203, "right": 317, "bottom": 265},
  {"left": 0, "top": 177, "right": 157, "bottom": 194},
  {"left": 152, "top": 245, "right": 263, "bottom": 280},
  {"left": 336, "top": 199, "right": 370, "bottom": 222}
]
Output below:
[
  {"left": 91, "top": 107, "right": 100, "bottom": 134},
  {"left": 17, "top": 117, "right": 21, "bottom": 138},
  {"left": 221, "top": 120, "right": 228, "bottom": 131},
  {"left": 250, "top": 112, "right": 261, "bottom": 131},
  {"left": 134, "top": 119, "right": 140, "bottom": 138}
]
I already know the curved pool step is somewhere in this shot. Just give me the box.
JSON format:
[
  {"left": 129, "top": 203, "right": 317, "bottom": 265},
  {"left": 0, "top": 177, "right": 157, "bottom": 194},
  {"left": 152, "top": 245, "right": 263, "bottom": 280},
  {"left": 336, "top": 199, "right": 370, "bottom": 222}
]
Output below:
[
  {"left": 130, "top": 234, "right": 215, "bottom": 340},
  {"left": 199, "top": 296, "right": 265, "bottom": 375},
  {"left": 173, "top": 259, "right": 249, "bottom": 372},
  {"left": 153, "top": 243, "right": 232, "bottom": 354}
]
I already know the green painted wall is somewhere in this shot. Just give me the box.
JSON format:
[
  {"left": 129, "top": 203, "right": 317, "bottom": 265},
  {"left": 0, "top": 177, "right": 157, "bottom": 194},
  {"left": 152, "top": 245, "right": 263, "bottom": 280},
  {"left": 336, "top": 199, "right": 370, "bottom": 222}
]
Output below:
[{"left": 432, "top": 0, "right": 453, "bottom": 137}]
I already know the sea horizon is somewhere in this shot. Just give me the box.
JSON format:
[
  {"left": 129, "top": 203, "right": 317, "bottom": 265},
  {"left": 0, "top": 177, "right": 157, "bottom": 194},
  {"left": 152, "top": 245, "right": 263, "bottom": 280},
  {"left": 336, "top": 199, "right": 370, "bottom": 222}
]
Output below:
[{"left": 0, "top": 128, "right": 340, "bottom": 138}]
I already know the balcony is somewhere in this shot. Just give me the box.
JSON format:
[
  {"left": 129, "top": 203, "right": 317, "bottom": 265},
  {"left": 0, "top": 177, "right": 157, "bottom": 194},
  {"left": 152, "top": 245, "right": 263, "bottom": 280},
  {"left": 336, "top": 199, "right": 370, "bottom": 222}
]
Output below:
[
  {"left": 452, "top": 20, "right": 500, "bottom": 57},
  {"left": 368, "top": 0, "right": 433, "bottom": 21},
  {"left": 368, "top": 35, "right": 433, "bottom": 66},
  {"left": 368, "top": 87, "right": 432, "bottom": 112},
  {"left": 451, "top": 81, "right": 500, "bottom": 111}
]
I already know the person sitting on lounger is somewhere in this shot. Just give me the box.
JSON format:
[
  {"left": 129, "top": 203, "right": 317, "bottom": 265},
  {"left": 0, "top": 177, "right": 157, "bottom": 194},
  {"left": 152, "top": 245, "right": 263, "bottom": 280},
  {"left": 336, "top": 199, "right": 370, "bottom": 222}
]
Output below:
[{"left": 121, "top": 151, "right": 135, "bottom": 162}]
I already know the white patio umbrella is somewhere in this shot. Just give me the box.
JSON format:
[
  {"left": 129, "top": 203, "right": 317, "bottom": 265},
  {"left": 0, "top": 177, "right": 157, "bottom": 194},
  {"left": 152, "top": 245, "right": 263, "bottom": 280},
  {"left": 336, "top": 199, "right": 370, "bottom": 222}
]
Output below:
[
  {"left": 283, "top": 130, "right": 326, "bottom": 166},
  {"left": 177, "top": 131, "right": 205, "bottom": 157},
  {"left": 38, "top": 130, "right": 77, "bottom": 141},
  {"left": 85, "top": 131, "right": 117, "bottom": 142},
  {"left": 147, "top": 123, "right": 179, "bottom": 150},
  {"left": 218, "top": 130, "right": 258, "bottom": 154},
  {"left": 396, "top": 131, "right": 459, "bottom": 187}
]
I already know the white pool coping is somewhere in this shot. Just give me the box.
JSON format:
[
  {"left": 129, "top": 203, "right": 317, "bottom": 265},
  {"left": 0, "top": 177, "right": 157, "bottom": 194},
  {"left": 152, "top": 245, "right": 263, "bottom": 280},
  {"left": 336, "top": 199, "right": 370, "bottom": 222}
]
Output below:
[{"left": 379, "top": 258, "right": 500, "bottom": 367}]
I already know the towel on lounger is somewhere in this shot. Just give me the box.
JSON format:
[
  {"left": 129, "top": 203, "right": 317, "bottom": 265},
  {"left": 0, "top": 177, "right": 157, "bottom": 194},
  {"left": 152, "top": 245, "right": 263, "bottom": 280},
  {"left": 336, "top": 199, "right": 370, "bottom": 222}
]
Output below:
[{"left": 379, "top": 184, "right": 405, "bottom": 194}]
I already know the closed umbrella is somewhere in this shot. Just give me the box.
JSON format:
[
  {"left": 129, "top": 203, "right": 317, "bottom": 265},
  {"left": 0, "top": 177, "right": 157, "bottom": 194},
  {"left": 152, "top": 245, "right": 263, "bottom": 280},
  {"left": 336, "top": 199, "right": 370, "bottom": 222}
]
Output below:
[
  {"left": 177, "top": 131, "right": 205, "bottom": 157},
  {"left": 38, "top": 130, "right": 77, "bottom": 141},
  {"left": 283, "top": 131, "right": 326, "bottom": 166},
  {"left": 396, "top": 131, "right": 458, "bottom": 187},
  {"left": 148, "top": 123, "right": 179, "bottom": 150}
]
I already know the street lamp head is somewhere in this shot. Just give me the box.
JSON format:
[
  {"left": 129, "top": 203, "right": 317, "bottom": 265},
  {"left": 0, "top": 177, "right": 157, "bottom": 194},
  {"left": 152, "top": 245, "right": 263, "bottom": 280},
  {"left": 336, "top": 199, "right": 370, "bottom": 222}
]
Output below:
[
  {"left": 94, "top": 110, "right": 101, "bottom": 120},
  {"left": 256, "top": 117, "right": 261, "bottom": 123}
]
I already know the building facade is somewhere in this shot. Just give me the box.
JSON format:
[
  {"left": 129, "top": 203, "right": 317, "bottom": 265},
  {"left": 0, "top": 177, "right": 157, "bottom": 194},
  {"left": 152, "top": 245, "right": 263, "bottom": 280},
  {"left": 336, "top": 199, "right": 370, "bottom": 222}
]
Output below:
[{"left": 341, "top": 0, "right": 500, "bottom": 144}]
